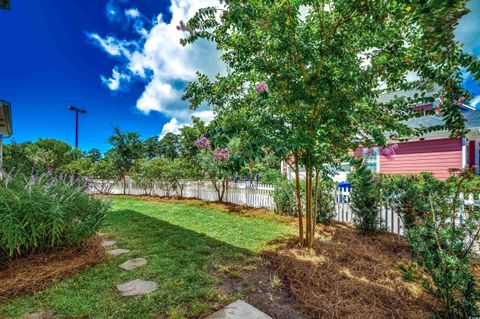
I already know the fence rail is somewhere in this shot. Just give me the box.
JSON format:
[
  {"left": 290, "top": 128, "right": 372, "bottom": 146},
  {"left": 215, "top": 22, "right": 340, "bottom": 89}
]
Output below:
[{"left": 91, "top": 180, "right": 478, "bottom": 237}]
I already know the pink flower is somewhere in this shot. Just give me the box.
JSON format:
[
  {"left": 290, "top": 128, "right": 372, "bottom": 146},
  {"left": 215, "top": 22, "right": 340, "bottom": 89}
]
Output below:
[
  {"left": 256, "top": 82, "right": 268, "bottom": 93},
  {"left": 382, "top": 144, "right": 398, "bottom": 160},
  {"left": 176, "top": 20, "right": 187, "bottom": 31},
  {"left": 194, "top": 134, "right": 211, "bottom": 150},
  {"left": 455, "top": 96, "right": 466, "bottom": 106},
  {"left": 214, "top": 148, "right": 230, "bottom": 161}
]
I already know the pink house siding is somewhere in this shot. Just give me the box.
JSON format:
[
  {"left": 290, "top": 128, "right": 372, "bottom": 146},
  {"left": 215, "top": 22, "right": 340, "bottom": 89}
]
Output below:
[{"left": 380, "top": 138, "right": 463, "bottom": 180}]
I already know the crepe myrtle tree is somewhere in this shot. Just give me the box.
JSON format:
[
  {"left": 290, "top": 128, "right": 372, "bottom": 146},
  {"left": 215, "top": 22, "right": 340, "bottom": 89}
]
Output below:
[
  {"left": 182, "top": 0, "right": 480, "bottom": 247},
  {"left": 194, "top": 134, "right": 232, "bottom": 201}
]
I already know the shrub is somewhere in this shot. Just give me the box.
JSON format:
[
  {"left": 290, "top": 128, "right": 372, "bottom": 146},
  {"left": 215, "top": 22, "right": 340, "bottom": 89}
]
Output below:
[
  {"left": 391, "top": 171, "right": 480, "bottom": 318},
  {"left": 348, "top": 159, "right": 380, "bottom": 234},
  {"left": 380, "top": 172, "right": 441, "bottom": 229},
  {"left": 273, "top": 179, "right": 296, "bottom": 215},
  {"left": 315, "top": 178, "right": 336, "bottom": 224},
  {"left": 261, "top": 168, "right": 285, "bottom": 185},
  {"left": 0, "top": 172, "right": 109, "bottom": 264}
]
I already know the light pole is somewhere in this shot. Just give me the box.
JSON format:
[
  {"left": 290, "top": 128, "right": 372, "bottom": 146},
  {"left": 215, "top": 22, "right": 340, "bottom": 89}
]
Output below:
[{"left": 68, "top": 106, "right": 86, "bottom": 148}]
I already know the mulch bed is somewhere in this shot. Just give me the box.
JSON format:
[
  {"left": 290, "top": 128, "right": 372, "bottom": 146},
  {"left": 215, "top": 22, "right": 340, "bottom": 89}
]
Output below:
[
  {"left": 262, "top": 223, "right": 438, "bottom": 319},
  {"left": 0, "top": 236, "right": 106, "bottom": 302}
]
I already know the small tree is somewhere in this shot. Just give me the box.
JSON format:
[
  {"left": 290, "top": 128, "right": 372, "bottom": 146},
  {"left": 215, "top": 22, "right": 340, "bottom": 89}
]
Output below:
[
  {"left": 348, "top": 159, "right": 380, "bottom": 234},
  {"left": 107, "top": 128, "right": 144, "bottom": 194},
  {"left": 397, "top": 171, "right": 480, "bottom": 318},
  {"left": 183, "top": 0, "right": 479, "bottom": 248}
]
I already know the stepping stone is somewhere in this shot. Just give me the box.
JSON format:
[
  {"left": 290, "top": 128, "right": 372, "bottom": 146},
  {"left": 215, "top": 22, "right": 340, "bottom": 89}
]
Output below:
[
  {"left": 116, "top": 279, "right": 158, "bottom": 296},
  {"left": 205, "top": 300, "right": 272, "bottom": 319},
  {"left": 24, "top": 312, "right": 54, "bottom": 319},
  {"left": 101, "top": 240, "right": 116, "bottom": 247},
  {"left": 119, "top": 258, "right": 147, "bottom": 271},
  {"left": 107, "top": 249, "right": 130, "bottom": 256}
]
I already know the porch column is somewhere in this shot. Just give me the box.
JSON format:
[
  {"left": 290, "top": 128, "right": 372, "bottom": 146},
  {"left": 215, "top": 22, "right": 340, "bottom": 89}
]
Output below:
[
  {"left": 462, "top": 138, "right": 468, "bottom": 170},
  {"left": 475, "top": 140, "right": 479, "bottom": 174}
]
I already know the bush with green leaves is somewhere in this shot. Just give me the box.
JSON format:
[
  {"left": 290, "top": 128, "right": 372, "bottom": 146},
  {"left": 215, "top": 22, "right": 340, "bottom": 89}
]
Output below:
[
  {"left": 380, "top": 172, "right": 442, "bottom": 229},
  {"left": 314, "top": 178, "right": 336, "bottom": 224},
  {"left": 0, "top": 172, "right": 109, "bottom": 264},
  {"left": 348, "top": 159, "right": 381, "bottom": 234},
  {"left": 388, "top": 171, "right": 480, "bottom": 318},
  {"left": 273, "top": 179, "right": 296, "bottom": 215}
]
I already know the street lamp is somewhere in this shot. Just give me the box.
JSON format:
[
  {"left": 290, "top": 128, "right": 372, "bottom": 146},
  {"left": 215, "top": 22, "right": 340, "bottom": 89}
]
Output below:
[
  {"left": 0, "top": 100, "right": 13, "bottom": 169},
  {"left": 68, "top": 106, "right": 86, "bottom": 148}
]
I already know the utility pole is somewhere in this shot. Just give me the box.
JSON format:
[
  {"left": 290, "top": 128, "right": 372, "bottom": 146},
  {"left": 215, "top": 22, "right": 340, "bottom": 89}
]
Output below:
[{"left": 67, "top": 106, "right": 87, "bottom": 148}]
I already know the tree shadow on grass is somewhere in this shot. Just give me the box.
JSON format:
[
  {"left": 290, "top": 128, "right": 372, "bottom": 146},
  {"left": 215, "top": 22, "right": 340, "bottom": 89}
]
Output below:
[{"left": 1, "top": 209, "right": 258, "bottom": 319}]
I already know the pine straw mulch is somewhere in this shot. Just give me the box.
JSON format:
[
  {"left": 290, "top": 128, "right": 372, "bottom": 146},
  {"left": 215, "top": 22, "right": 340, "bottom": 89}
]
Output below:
[
  {"left": 0, "top": 236, "right": 106, "bottom": 302},
  {"left": 262, "top": 223, "right": 438, "bottom": 319}
]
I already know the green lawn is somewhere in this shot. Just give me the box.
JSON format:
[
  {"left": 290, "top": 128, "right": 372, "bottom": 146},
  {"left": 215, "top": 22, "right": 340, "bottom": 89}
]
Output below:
[{"left": 0, "top": 197, "right": 294, "bottom": 319}]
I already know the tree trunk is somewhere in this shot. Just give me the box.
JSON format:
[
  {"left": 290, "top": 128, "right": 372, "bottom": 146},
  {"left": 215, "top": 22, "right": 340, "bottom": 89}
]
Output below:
[
  {"left": 294, "top": 155, "right": 304, "bottom": 247},
  {"left": 305, "top": 165, "right": 313, "bottom": 248},
  {"left": 123, "top": 176, "right": 127, "bottom": 195},
  {"left": 249, "top": 160, "right": 255, "bottom": 182},
  {"left": 312, "top": 168, "right": 320, "bottom": 243}
]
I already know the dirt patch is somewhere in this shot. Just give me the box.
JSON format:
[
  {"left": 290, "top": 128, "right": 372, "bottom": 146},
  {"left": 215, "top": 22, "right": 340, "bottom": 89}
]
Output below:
[
  {"left": 0, "top": 236, "right": 106, "bottom": 302},
  {"left": 262, "top": 223, "right": 437, "bottom": 319},
  {"left": 212, "top": 259, "right": 306, "bottom": 319}
]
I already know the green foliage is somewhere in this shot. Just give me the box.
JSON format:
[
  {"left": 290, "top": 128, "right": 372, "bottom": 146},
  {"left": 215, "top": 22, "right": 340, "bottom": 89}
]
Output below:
[
  {"left": 273, "top": 179, "right": 296, "bottom": 215},
  {"left": 380, "top": 173, "right": 443, "bottom": 228},
  {"left": 315, "top": 178, "right": 336, "bottom": 225},
  {"left": 348, "top": 160, "right": 380, "bottom": 234},
  {"left": 261, "top": 168, "right": 284, "bottom": 185},
  {"left": 0, "top": 172, "right": 109, "bottom": 264},
  {"left": 385, "top": 171, "right": 480, "bottom": 318}
]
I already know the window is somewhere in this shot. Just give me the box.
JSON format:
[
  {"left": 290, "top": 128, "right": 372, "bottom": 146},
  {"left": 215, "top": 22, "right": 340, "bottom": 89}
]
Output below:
[{"left": 363, "top": 147, "right": 380, "bottom": 172}]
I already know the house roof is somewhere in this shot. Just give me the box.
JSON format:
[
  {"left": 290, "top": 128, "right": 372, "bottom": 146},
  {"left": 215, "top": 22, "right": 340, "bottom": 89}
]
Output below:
[{"left": 405, "top": 110, "right": 480, "bottom": 131}]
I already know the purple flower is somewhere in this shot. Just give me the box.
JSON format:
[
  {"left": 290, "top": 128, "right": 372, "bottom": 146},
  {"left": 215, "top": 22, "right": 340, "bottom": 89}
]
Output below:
[
  {"left": 194, "top": 134, "right": 211, "bottom": 150},
  {"left": 176, "top": 20, "right": 187, "bottom": 32},
  {"left": 382, "top": 144, "right": 398, "bottom": 160},
  {"left": 213, "top": 148, "right": 230, "bottom": 161},
  {"left": 256, "top": 82, "right": 268, "bottom": 93},
  {"left": 455, "top": 96, "right": 466, "bottom": 106}
]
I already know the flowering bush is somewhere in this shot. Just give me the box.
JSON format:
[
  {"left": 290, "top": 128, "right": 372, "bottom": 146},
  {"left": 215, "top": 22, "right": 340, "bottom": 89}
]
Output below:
[
  {"left": 255, "top": 82, "right": 268, "bottom": 93},
  {"left": 213, "top": 148, "right": 230, "bottom": 161},
  {"left": 381, "top": 144, "right": 398, "bottom": 159},
  {"left": 194, "top": 134, "right": 211, "bottom": 150},
  {"left": 0, "top": 172, "right": 109, "bottom": 264}
]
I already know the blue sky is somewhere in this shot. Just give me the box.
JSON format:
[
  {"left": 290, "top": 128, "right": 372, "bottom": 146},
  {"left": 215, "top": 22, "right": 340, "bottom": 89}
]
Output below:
[{"left": 0, "top": 0, "right": 479, "bottom": 152}]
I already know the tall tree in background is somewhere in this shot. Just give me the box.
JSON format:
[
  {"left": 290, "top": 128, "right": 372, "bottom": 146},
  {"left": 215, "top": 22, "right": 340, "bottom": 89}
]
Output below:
[
  {"left": 108, "top": 128, "right": 144, "bottom": 194},
  {"left": 183, "top": 0, "right": 480, "bottom": 247}
]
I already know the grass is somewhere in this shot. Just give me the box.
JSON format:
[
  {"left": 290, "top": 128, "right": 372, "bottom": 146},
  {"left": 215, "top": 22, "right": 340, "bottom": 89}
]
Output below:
[{"left": 0, "top": 197, "right": 295, "bottom": 319}]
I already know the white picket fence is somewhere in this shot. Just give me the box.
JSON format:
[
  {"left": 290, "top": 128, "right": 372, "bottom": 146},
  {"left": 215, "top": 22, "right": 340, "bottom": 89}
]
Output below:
[
  {"left": 91, "top": 180, "right": 480, "bottom": 237},
  {"left": 96, "top": 180, "right": 277, "bottom": 210}
]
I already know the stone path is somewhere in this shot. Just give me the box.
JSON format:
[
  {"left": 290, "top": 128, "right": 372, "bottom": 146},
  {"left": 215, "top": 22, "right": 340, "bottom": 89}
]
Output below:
[
  {"left": 205, "top": 300, "right": 272, "bottom": 319},
  {"left": 119, "top": 258, "right": 148, "bottom": 271},
  {"left": 116, "top": 279, "right": 158, "bottom": 296},
  {"left": 101, "top": 240, "right": 116, "bottom": 247},
  {"left": 107, "top": 249, "right": 130, "bottom": 256}
]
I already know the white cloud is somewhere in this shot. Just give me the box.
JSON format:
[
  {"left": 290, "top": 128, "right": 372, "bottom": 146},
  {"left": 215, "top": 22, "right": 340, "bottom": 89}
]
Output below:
[
  {"left": 101, "top": 68, "right": 130, "bottom": 91},
  {"left": 89, "top": 0, "right": 225, "bottom": 136},
  {"left": 125, "top": 8, "right": 140, "bottom": 18},
  {"left": 470, "top": 95, "right": 480, "bottom": 109}
]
